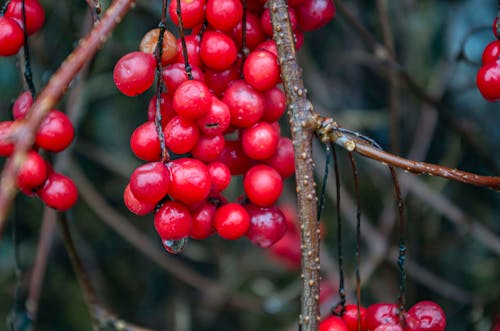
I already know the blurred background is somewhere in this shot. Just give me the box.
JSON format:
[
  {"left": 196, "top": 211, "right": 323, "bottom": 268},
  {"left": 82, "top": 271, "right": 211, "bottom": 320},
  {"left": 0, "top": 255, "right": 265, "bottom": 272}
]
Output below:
[{"left": 0, "top": 0, "right": 499, "bottom": 330}]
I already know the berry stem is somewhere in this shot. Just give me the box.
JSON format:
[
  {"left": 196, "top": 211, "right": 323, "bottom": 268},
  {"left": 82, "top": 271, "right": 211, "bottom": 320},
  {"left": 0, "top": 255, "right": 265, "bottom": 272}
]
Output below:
[
  {"left": 176, "top": 0, "right": 193, "bottom": 80},
  {"left": 22, "top": 0, "right": 36, "bottom": 98},
  {"left": 240, "top": 0, "right": 248, "bottom": 76},
  {"left": 154, "top": 0, "right": 169, "bottom": 162}
]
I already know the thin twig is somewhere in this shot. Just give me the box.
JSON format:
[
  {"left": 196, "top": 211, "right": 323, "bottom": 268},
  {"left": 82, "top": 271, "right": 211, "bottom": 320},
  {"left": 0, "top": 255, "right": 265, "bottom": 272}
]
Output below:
[
  {"left": 176, "top": 0, "right": 193, "bottom": 79},
  {"left": 269, "top": 0, "right": 321, "bottom": 328},
  {"left": 155, "top": 0, "right": 169, "bottom": 162},
  {"left": 0, "top": 0, "right": 136, "bottom": 239}
]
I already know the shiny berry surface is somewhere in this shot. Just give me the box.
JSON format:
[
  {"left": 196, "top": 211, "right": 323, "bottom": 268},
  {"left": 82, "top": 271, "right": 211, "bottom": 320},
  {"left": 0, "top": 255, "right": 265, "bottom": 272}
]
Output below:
[
  {"left": 477, "top": 61, "right": 500, "bottom": 102},
  {"left": 154, "top": 201, "right": 192, "bottom": 240},
  {"left": 35, "top": 110, "right": 74, "bottom": 152},
  {"left": 405, "top": 301, "right": 446, "bottom": 331},
  {"left": 163, "top": 63, "right": 204, "bottom": 93},
  {"left": 264, "top": 137, "right": 295, "bottom": 178},
  {"left": 130, "top": 121, "right": 161, "bottom": 161},
  {"left": 12, "top": 91, "right": 33, "bottom": 120},
  {"left": 200, "top": 31, "right": 238, "bottom": 70},
  {"left": 0, "top": 16, "right": 24, "bottom": 57},
  {"left": 113, "top": 52, "right": 156, "bottom": 97},
  {"left": 245, "top": 204, "right": 287, "bottom": 248},
  {"left": 223, "top": 80, "right": 265, "bottom": 128},
  {"left": 38, "top": 172, "right": 78, "bottom": 211},
  {"left": 242, "top": 121, "right": 279, "bottom": 160},
  {"left": 342, "top": 304, "right": 367, "bottom": 331},
  {"left": 365, "top": 303, "right": 400, "bottom": 330},
  {"left": 173, "top": 80, "right": 212, "bottom": 120},
  {"left": 319, "top": 316, "right": 349, "bottom": 331},
  {"left": 5, "top": 0, "right": 45, "bottom": 35},
  {"left": 139, "top": 28, "right": 178, "bottom": 65},
  {"left": 129, "top": 162, "right": 170, "bottom": 203},
  {"left": 243, "top": 49, "right": 280, "bottom": 91},
  {"left": 190, "top": 201, "right": 216, "bottom": 240},
  {"left": 192, "top": 135, "right": 225, "bottom": 163},
  {"left": 244, "top": 165, "right": 283, "bottom": 207},
  {"left": 168, "top": 0, "right": 205, "bottom": 29},
  {"left": 167, "top": 158, "right": 211, "bottom": 206},
  {"left": 213, "top": 203, "right": 250, "bottom": 240},
  {"left": 196, "top": 96, "right": 231, "bottom": 136},
  {"left": 123, "top": 184, "right": 156, "bottom": 216},
  {"left": 164, "top": 116, "right": 200, "bottom": 154},
  {"left": 206, "top": 0, "right": 243, "bottom": 31},
  {"left": 296, "top": 0, "right": 336, "bottom": 32},
  {"left": 16, "top": 150, "right": 47, "bottom": 190},
  {"left": 207, "top": 161, "right": 231, "bottom": 193}
]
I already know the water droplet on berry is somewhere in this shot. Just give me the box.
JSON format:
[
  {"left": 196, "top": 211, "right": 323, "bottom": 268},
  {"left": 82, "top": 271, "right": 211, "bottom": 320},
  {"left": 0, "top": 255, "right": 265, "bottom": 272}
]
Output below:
[{"left": 163, "top": 238, "right": 188, "bottom": 254}]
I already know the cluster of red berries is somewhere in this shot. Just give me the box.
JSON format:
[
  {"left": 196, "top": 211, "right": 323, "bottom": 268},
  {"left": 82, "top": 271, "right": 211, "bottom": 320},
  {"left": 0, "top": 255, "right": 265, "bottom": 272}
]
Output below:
[
  {"left": 477, "top": 17, "right": 500, "bottom": 102},
  {"left": 320, "top": 301, "right": 446, "bottom": 331},
  {"left": 0, "top": 92, "right": 77, "bottom": 210},
  {"left": 114, "top": 0, "right": 335, "bottom": 249},
  {"left": 0, "top": 0, "right": 45, "bottom": 57}
]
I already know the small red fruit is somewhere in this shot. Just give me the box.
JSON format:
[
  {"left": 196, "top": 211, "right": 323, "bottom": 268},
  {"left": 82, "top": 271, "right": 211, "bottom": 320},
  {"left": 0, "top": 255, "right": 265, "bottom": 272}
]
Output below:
[
  {"left": 168, "top": 0, "right": 205, "bottom": 28},
  {"left": 123, "top": 184, "right": 156, "bottom": 216},
  {"left": 319, "top": 316, "right": 349, "bottom": 331},
  {"left": 163, "top": 116, "right": 200, "bottom": 154},
  {"left": 5, "top": 0, "right": 45, "bottom": 35},
  {"left": 264, "top": 137, "right": 295, "bottom": 178},
  {"left": 38, "top": 172, "right": 78, "bottom": 211},
  {"left": 190, "top": 201, "right": 216, "bottom": 240},
  {"left": 206, "top": 0, "right": 243, "bottom": 31},
  {"left": 243, "top": 49, "right": 281, "bottom": 92},
  {"left": 12, "top": 91, "right": 33, "bottom": 120},
  {"left": 245, "top": 204, "right": 287, "bottom": 248},
  {"left": 477, "top": 61, "right": 500, "bottom": 102},
  {"left": 129, "top": 162, "right": 170, "bottom": 203},
  {"left": 405, "top": 301, "right": 446, "bottom": 331},
  {"left": 130, "top": 121, "right": 161, "bottom": 162},
  {"left": 296, "top": 0, "right": 335, "bottom": 32},
  {"left": 173, "top": 80, "right": 212, "bottom": 120},
  {"left": 244, "top": 165, "right": 283, "bottom": 207},
  {"left": 196, "top": 96, "right": 231, "bottom": 136},
  {"left": 154, "top": 201, "right": 192, "bottom": 240},
  {"left": 113, "top": 52, "right": 156, "bottom": 97},
  {"left": 223, "top": 80, "right": 265, "bottom": 128},
  {"left": 482, "top": 40, "right": 500, "bottom": 65},
  {"left": 0, "top": 16, "right": 24, "bottom": 57},
  {"left": 342, "top": 304, "right": 367, "bottom": 331},
  {"left": 167, "top": 158, "right": 211, "bottom": 206},
  {"left": 35, "top": 110, "right": 74, "bottom": 152},
  {"left": 213, "top": 203, "right": 250, "bottom": 240},
  {"left": 200, "top": 31, "right": 238, "bottom": 70},
  {"left": 242, "top": 121, "right": 280, "bottom": 160},
  {"left": 207, "top": 161, "right": 231, "bottom": 193},
  {"left": 16, "top": 150, "right": 47, "bottom": 190},
  {"left": 191, "top": 135, "right": 225, "bottom": 163},
  {"left": 365, "top": 303, "right": 400, "bottom": 330}
]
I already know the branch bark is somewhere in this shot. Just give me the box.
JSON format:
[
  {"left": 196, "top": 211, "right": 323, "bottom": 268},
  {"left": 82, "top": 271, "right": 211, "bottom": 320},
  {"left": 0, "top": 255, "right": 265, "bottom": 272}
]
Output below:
[
  {"left": 269, "top": 1, "right": 321, "bottom": 329},
  {"left": 0, "top": 0, "right": 136, "bottom": 240}
]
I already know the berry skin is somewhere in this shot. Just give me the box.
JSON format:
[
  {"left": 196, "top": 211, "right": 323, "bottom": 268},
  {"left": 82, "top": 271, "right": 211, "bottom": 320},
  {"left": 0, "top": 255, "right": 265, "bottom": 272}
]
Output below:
[
  {"left": 365, "top": 303, "right": 400, "bottom": 330},
  {"left": 123, "top": 184, "right": 156, "bottom": 216},
  {"left": 173, "top": 35, "right": 202, "bottom": 67},
  {"left": 139, "top": 28, "right": 178, "bottom": 65},
  {"left": 206, "top": 0, "right": 243, "bottom": 32},
  {"left": 216, "top": 139, "right": 253, "bottom": 175},
  {"left": 482, "top": 40, "right": 500, "bottom": 65},
  {"left": 213, "top": 203, "right": 250, "bottom": 240},
  {"left": 204, "top": 60, "right": 242, "bottom": 97},
  {"left": 38, "top": 172, "right": 78, "bottom": 211},
  {"left": 190, "top": 201, "right": 216, "bottom": 240},
  {"left": 264, "top": 136, "right": 295, "bottom": 178},
  {"left": 168, "top": 0, "right": 205, "bottom": 29},
  {"left": 163, "top": 63, "right": 205, "bottom": 93},
  {"left": 405, "top": 301, "right": 446, "bottom": 331},
  {"left": 207, "top": 161, "right": 231, "bottom": 193},
  {"left": 261, "top": 8, "right": 297, "bottom": 37},
  {"left": 374, "top": 325, "right": 403, "bottom": 331},
  {"left": 113, "top": 52, "right": 156, "bottom": 97},
  {"left": 262, "top": 87, "right": 286, "bottom": 122},
  {"left": 244, "top": 164, "right": 283, "bottom": 207},
  {"left": 173, "top": 80, "right": 212, "bottom": 120},
  {"left": 16, "top": 150, "right": 47, "bottom": 190},
  {"left": 35, "top": 110, "right": 75, "bottom": 152},
  {"left": 130, "top": 121, "right": 161, "bottom": 161},
  {"left": 167, "top": 158, "right": 212, "bottom": 206},
  {"left": 200, "top": 31, "right": 238, "bottom": 71},
  {"left": 296, "top": 0, "right": 336, "bottom": 32},
  {"left": 196, "top": 96, "right": 231, "bottom": 136},
  {"left": 319, "top": 316, "right": 349, "bottom": 331},
  {"left": 222, "top": 80, "right": 265, "bottom": 128},
  {"left": 147, "top": 93, "right": 176, "bottom": 127},
  {"left": 163, "top": 116, "right": 200, "bottom": 154},
  {"left": 243, "top": 49, "right": 281, "bottom": 91},
  {"left": 245, "top": 204, "right": 287, "bottom": 248},
  {"left": 154, "top": 201, "right": 192, "bottom": 240},
  {"left": 233, "top": 12, "right": 266, "bottom": 51},
  {"left": 5, "top": 0, "right": 45, "bottom": 35},
  {"left": 191, "top": 134, "right": 225, "bottom": 163},
  {"left": 0, "top": 121, "right": 15, "bottom": 157},
  {"left": 0, "top": 17, "right": 24, "bottom": 57},
  {"left": 342, "top": 304, "right": 367, "bottom": 331},
  {"left": 129, "top": 162, "right": 170, "bottom": 204},
  {"left": 476, "top": 61, "right": 500, "bottom": 102},
  {"left": 12, "top": 91, "right": 33, "bottom": 120},
  {"left": 242, "top": 121, "right": 280, "bottom": 160}
]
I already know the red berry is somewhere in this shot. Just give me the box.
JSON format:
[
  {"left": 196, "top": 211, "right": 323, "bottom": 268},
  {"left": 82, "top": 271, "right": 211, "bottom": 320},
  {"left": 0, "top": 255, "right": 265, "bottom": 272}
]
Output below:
[
  {"left": 365, "top": 303, "right": 400, "bottom": 330},
  {"left": 16, "top": 150, "right": 47, "bottom": 190},
  {"left": 242, "top": 121, "right": 280, "bottom": 160},
  {"left": 245, "top": 204, "right": 287, "bottom": 248},
  {"left": 207, "top": 161, "right": 231, "bottom": 193},
  {"left": 190, "top": 201, "right": 216, "bottom": 240},
  {"left": 262, "top": 87, "right": 286, "bottom": 122},
  {"left": 0, "top": 121, "right": 15, "bottom": 157},
  {"left": 206, "top": 0, "right": 243, "bottom": 32},
  {"left": 139, "top": 28, "right": 178, "bottom": 65},
  {"left": 173, "top": 35, "right": 202, "bottom": 67},
  {"left": 223, "top": 80, "right": 265, "bottom": 127},
  {"left": 216, "top": 139, "right": 253, "bottom": 175},
  {"left": 130, "top": 121, "right": 161, "bottom": 161},
  {"left": 191, "top": 134, "right": 225, "bottom": 162},
  {"left": 168, "top": 0, "right": 205, "bottom": 29},
  {"left": 167, "top": 158, "right": 211, "bottom": 205},
  {"left": 147, "top": 93, "right": 175, "bottom": 127},
  {"left": 405, "top": 301, "right": 446, "bottom": 331},
  {"left": 261, "top": 7, "right": 297, "bottom": 36},
  {"left": 213, "top": 203, "right": 250, "bottom": 240},
  {"left": 200, "top": 31, "right": 238, "bottom": 70},
  {"left": 5, "top": 0, "right": 45, "bottom": 35},
  {"left": 113, "top": 52, "right": 156, "bottom": 97},
  {"left": 319, "top": 316, "right": 349, "bottom": 331},
  {"left": 129, "top": 162, "right": 170, "bottom": 204},
  {"left": 482, "top": 40, "right": 500, "bottom": 65},
  {"left": 477, "top": 61, "right": 500, "bottom": 102},
  {"left": 0, "top": 16, "right": 24, "bottom": 57},
  {"left": 204, "top": 60, "right": 242, "bottom": 97},
  {"left": 12, "top": 91, "right": 33, "bottom": 120},
  {"left": 35, "top": 110, "right": 74, "bottom": 152},
  {"left": 38, "top": 172, "right": 78, "bottom": 211},
  {"left": 163, "top": 63, "right": 205, "bottom": 93},
  {"left": 173, "top": 80, "right": 212, "bottom": 120},
  {"left": 123, "top": 184, "right": 156, "bottom": 216},
  {"left": 264, "top": 136, "right": 295, "bottom": 178},
  {"left": 256, "top": 40, "right": 278, "bottom": 57},
  {"left": 154, "top": 201, "right": 192, "bottom": 240},
  {"left": 233, "top": 12, "right": 266, "bottom": 50},
  {"left": 296, "top": 0, "right": 335, "bottom": 32},
  {"left": 244, "top": 164, "right": 283, "bottom": 207},
  {"left": 196, "top": 96, "right": 231, "bottom": 136},
  {"left": 342, "top": 304, "right": 367, "bottom": 331},
  {"left": 164, "top": 116, "right": 200, "bottom": 154},
  {"left": 243, "top": 50, "right": 280, "bottom": 92}
]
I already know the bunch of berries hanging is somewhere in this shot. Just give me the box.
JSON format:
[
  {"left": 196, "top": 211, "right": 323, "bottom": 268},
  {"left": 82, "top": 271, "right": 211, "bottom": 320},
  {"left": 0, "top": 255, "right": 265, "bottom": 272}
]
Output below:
[
  {"left": 113, "top": 0, "right": 335, "bottom": 251},
  {"left": 477, "top": 17, "right": 500, "bottom": 101}
]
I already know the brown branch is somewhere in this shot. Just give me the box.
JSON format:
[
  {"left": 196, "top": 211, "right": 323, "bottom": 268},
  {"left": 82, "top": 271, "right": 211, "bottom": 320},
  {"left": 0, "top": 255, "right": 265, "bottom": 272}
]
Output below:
[
  {"left": 269, "top": 0, "right": 321, "bottom": 329},
  {"left": 0, "top": 0, "right": 136, "bottom": 240}
]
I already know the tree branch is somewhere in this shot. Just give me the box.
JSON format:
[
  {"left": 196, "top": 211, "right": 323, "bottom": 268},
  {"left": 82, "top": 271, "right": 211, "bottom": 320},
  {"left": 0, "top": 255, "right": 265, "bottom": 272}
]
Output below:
[
  {"left": 0, "top": 0, "right": 136, "bottom": 240},
  {"left": 269, "top": 0, "right": 321, "bottom": 329}
]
